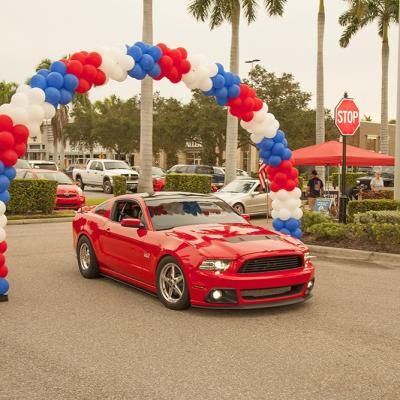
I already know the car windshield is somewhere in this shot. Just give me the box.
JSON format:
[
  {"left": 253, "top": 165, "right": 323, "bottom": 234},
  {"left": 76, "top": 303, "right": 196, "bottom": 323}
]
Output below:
[
  {"left": 15, "top": 159, "right": 31, "bottom": 169},
  {"left": 220, "top": 180, "right": 256, "bottom": 193},
  {"left": 145, "top": 197, "right": 246, "bottom": 230},
  {"left": 103, "top": 161, "right": 130, "bottom": 170},
  {"left": 33, "top": 163, "right": 57, "bottom": 170},
  {"left": 152, "top": 167, "right": 165, "bottom": 176},
  {"left": 35, "top": 171, "right": 74, "bottom": 185}
]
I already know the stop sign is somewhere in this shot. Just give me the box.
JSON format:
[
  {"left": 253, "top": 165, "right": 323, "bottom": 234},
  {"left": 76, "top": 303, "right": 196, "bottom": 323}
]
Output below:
[{"left": 334, "top": 98, "right": 360, "bottom": 136}]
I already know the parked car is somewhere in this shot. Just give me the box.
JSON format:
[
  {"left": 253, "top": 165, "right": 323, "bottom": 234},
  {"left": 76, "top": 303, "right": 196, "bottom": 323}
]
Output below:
[
  {"left": 356, "top": 166, "right": 394, "bottom": 189},
  {"left": 216, "top": 167, "right": 249, "bottom": 177},
  {"left": 132, "top": 166, "right": 166, "bottom": 191},
  {"left": 15, "top": 159, "right": 31, "bottom": 170},
  {"left": 73, "top": 192, "right": 315, "bottom": 310},
  {"left": 17, "top": 169, "right": 85, "bottom": 210},
  {"left": 73, "top": 159, "right": 139, "bottom": 194},
  {"left": 214, "top": 179, "right": 272, "bottom": 216},
  {"left": 29, "top": 160, "right": 58, "bottom": 170},
  {"left": 64, "top": 164, "right": 78, "bottom": 179},
  {"left": 167, "top": 164, "right": 224, "bottom": 187}
]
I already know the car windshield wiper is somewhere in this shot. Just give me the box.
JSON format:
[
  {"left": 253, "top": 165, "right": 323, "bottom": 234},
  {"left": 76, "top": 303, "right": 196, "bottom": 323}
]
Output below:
[{"left": 157, "top": 226, "right": 175, "bottom": 231}]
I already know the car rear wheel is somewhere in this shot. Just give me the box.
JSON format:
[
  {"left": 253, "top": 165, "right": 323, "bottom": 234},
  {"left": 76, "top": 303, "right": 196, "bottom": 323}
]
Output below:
[
  {"left": 77, "top": 236, "right": 100, "bottom": 279},
  {"left": 233, "top": 203, "right": 245, "bottom": 214},
  {"left": 103, "top": 179, "right": 113, "bottom": 194},
  {"left": 76, "top": 176, "right": 84, "bottom": 190},
  {"left": 156, "top": 257, "right": 190, "bottom": 310}
]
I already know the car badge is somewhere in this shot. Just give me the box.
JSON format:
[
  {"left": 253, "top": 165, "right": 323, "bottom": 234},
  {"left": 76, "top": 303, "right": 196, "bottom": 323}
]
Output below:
[{"left": 144, "top": 252, "right": 150, "bottom": 259}]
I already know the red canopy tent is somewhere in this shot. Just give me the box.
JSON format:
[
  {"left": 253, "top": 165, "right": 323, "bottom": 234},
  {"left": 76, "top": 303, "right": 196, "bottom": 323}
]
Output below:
[{"left": 292, "top": 140, "right": 395, "bottom": 166}]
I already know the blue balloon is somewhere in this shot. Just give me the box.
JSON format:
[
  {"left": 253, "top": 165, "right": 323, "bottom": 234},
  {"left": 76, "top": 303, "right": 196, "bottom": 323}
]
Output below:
[
  {"left": 260, "top": 149, "right": 271, "bottom": 160},
  {"left": 274, "top": 130, "right": 285, "bottom": 143},
  {"left": 0, "top": 175, "right": 10, "bottom": 192},
  {"left": 202, "top": 88, "right": 216, "bottom": 97},
  {"left": 224, "top": 72, "right": 234, "bottom": 86},
  {"left": 63, "top": 74, "right": 79, "bottom": 91},
  {"left": 148, "top": 46, "right": 162, "bottom": 61},
  {"left": 280, "top": 228, "right": 291, "bottom": 235},
  {"left": 47, "top": 72, "right": 64, "bottom": 89},
  {"left": 0, "top": 190, "right": 10, "bottom": 204},
  {"left": 140, "top": 54, "right": 155, "bottom": 71},
  {"left": 212, "top": 74, "right": 225, "bottom": 89},
  {"left": 30, "top": 74, "right": 47, "bottom": 90},
  {"left": 216, "top": 63, "right": 225, "bottom": 74},
  {"left": 215, "top": 87, "right": 228, "bottom": 99},
  {"left": 0, "top": 161, "right": 4, "bottom": 175},
  {"left": 50, "top": 61, "right": 67, "bottom": 75},
  {"left": 0, "top": 278, "right": 9, "bottom": 295},
  {"left": 3, "top": 167, "right": 16, "bottom": 180},
  {"left": 216, "top": 95, "right": 228, "bottom": 106},
  {"left": 268, "top": 155, "right": 282, "bottom": 167},
  {"left": 272, "top": 142, "right": 285, "bottom": 156},
  {"left": 232, "top": 74, "right": 241, "bottom": 85},
  {"left": 37, "top": 69, "right": 50, "bottom": 78},
  {"left": 45, "top": 87, "right": 61, "bottom": 106},
  {"left": 227, "top": 84, "right": 240, "bottom": 98},
  {"left": 281, "top": 148, "right": 293, "bottom": 160},
  {"left": 260, "top": 138, "right": 275, "bottom": 150},
  {"left": 128, "top": 64, "right": 146, "bottom": 80},
  {"left": 292, "top": 228, "right": 303, "bottom": 239},
  {"left": 148, "top": 63, "right": 161, "bottom": 78},
  {"left": 59, "top": 89, "right": 73, "bottom": 105},
  {"left": 134, "top": 41, "right": 150, "bottom": 52},
  {"left": 285, "top": 218, "right": 300, "bottom": 231},
  {"left": 127, "top": 45, "right": 143, "bottom": 62},
  {"left": 272, "top": 218, "right": 285, "bottom": 231},
  {"left": 282, "top": 138, "right": 288, "bottom": 147}
]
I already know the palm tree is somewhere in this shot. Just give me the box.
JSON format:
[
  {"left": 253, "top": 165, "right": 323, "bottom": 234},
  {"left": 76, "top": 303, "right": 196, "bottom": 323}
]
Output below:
[
  {"left": 316, "top": 0, "right": 325, "bottom": 181},
  {"left": 188, "top": 0, "right": 286, "bottom": 184},
  {"left": 138, "top": 0, "right": 154, "bottom": 193},
  {"left": 339, "top": 0, "right": 399, "bottom": 155},
  {"left": 0, "top": 81, "right": 18, "bottom": 105}
]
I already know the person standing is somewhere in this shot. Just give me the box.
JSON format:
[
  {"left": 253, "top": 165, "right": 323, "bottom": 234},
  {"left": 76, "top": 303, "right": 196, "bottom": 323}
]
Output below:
[
  {"left": 307, "top": 170, "right": 324, "bottom": 210},
  {"left": 370, "top": 171, "right": 384, "bottom": 191}
]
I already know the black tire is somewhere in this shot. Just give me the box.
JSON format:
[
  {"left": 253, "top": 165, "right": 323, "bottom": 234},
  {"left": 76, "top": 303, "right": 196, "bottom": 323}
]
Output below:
[
  {"left": 76, "top": 176, "right": 84, "bottom": 191},
  {"left": 77, "top": 236, "right": 100, "bottom": 279},
  {"left": 156, "top": 256, "right": 190, "bottom": 310},
  {"left": 233, "top": 203, "right": 245, "bottom": 214},
  {"left": 103, "top": 179, "right": 113, "bottom": 194}
]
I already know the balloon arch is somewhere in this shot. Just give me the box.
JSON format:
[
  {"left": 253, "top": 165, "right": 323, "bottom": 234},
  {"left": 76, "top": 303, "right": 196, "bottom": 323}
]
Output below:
[{"left": 0, "top": 41, "right": 303, "bottom": 299}]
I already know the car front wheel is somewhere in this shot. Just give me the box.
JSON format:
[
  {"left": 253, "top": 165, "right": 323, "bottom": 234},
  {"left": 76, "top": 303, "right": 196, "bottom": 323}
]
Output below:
[
  {"left": 77, "top": 236, "right": 100, "bottom": 279},
  {"left": 233, "top": 203, "right": 245, "bottom": 214},
  {"left": 103, "top": 180, "right": 113, "bottom": 194},
  {"left": 156, "top": 257, "right": 190, "bottom": 310}
]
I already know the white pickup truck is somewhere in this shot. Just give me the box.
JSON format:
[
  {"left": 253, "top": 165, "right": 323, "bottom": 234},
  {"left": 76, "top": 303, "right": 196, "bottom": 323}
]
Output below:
[{"left": 73, "top": 159, "right": 139, "bottom": 194}]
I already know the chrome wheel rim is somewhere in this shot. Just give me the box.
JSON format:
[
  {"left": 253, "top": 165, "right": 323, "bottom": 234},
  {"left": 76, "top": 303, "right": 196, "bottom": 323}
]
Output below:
[
  {"left": 234, "top": 204, "right": 244, "bottom": 214},
  {"left": 79, "top": 243, "right": 91, "bottom": 271},
  {"left": 160, "top": 263, "right": 185, "bottom": 303}
]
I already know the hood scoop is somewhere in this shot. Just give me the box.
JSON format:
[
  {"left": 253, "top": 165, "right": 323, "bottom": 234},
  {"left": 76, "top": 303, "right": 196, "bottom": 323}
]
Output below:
[{"left": 225, "top": 235, "right": 281, "bottom": 243}]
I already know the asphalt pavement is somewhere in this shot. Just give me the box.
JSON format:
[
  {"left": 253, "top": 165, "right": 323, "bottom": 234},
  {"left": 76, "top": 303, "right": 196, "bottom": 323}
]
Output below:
[{"left": 1, "top": 222, "right": 399, "bottom": 400}]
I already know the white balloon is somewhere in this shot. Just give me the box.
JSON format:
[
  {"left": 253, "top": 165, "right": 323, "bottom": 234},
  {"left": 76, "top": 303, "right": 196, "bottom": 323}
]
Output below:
[
  {"left": 43, "top": 102, "right": 56, "bottom": 119},
  {"left": 292, "top": 207, "right": 303, "bottom": 220},
  {"left": 16, "top": 84, "right": 31, "bottom": 94},
  {"left": 250, "top": 132, "right": 265, "bottom": 144},
  {"left": 277, "top": 189, "right": 290, "bottom": 201},
  {"left": 112, "top": 68, "right": 127, "bottom": 82},
  {"left": 271, "top": 209, "right": 279, "bottom": 220},
  {"left": 8, "top": 106, "right": 29, "bottom": 124},
  {"left": 28, "top": 87, "right": 46, "bottom": 104},
  {"left": 28, "top": 104, "right": 45, "bottom": 122},
  {"left": 188, "top": 54, "right": 204, "bottom": 68},
  {"left": 272, "top": 199, "right": 282, "bottom": 211},
  {"left": 253, "top": 104, "right": 269, "bottom": 123},
  {"left": 269, "top": 191, "right": 277, "bottom": 200},
  {"left": 26, "top": 122, "right": 41, "bottom": 137},
  {"left": 0, "top": 227, "right": 6, "bottom": 242},
  {"left": 0, "top": 215, "right": 7, "bottom": 229},
  {"left": 286, "top": 198, "right": 301, "bottom": 210},
  {"left": 0, "top": 201, "right": 6, "bottom": 216},
  {"left": 0, "top": 103, "right": 12, "bottom": 116},
  {"left": 206, "top": 63, "right": 218, "bottom": 77},
  {"left": 11, "top": 93, "right": 29, "bottom": 108},
  {"left": 121, "top": 55, "right": 135, "bottom": 70},
  {"left": 289, "top": 187, "right": 302, "bottom": 199},
  {"left": 278, "top": 208, "right": 291, "bottom": 221},
  {"left": 198, "top": 78, "right": 213, "bottom": 92}
]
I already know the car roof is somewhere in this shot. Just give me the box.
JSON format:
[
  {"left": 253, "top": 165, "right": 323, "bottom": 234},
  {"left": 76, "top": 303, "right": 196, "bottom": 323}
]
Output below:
[
  {"left": 18, "top": 168, "right": 61, "bottom": 173},
  {"left": 111, "top": 192, "right": 217, "bottom": 202},
  {"left": 30, "top": 160, "right": 56, "bottom": 164}
]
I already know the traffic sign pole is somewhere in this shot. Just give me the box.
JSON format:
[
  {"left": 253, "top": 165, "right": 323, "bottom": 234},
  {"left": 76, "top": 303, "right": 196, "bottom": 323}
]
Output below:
[{"left": 339, "top": 134, "right": 347, "bottom": 224}]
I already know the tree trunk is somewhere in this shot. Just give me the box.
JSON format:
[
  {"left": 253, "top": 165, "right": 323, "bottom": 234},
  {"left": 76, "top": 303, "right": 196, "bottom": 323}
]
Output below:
[
  {"left": 394, "top": 13, "right": 400, "bottom": 200},
  {"left": 224, "top": 1, "right": 240, "bottom": 185},
  {"left": 380, "top": 26, "right": 389, "bottom": 154},
  {"left": 138, "top": 0, "right": 154, "bottom": 193},
  {"left": 53, "top": 137, "right": 58, "bottom": 164},
  {"left": 316, "top": 0, "right": 325, "bottom": 181}
]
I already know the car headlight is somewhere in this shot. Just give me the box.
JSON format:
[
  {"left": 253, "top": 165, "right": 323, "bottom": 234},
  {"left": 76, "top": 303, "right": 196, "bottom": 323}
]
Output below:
[
  {"left": 304, "top": 252, "right": 316, "bottom": 262},
  {"left": 199, "top": 259, "right": 231, "bottom": 272}
]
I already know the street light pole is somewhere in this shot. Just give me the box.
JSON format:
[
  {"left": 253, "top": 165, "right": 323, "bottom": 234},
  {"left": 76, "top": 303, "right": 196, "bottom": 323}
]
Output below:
[
  {"left": 245, "top": 59, "right": 261, "bottom": 175},
  {"left": 395, "top": 22, "right": 400, "bottom": 200}
]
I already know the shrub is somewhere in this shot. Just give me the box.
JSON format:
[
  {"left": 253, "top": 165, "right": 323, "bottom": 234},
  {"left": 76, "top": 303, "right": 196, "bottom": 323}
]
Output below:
[
  {"left": 360, "top": 190, "right": 394, "bottom": 200},
  {"left": 113, "top": 176, "right": 127, "bottom": 196},
  {"left": 369, "top": 223, "right": 400, "bottom": 244},
  {"left": 348, "top": 199, "right": 400, "bottom": 219},
  {"left": 354, "top": 210, "right": 400, "bottom": 225},
  {"left": 7, "top": 179, "right": 57, "bottom": 214},
  {"left": 331, "top": 172, "right": 364, "bottom": 189},
  {"left": 308, "top": 222, "right": 366, "bottom": 241},
  {"left": 302, "top": 211, "right": 332, "bottom": 233},
  {"left": 165, "top": 173, "right": 211, "bottom": 194},
  {"left": 298, "top": 175, "right": 305, "bottom": 191}
]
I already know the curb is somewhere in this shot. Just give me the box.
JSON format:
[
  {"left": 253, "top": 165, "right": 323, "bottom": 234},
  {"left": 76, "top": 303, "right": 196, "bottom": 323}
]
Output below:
[
  {"left": 308, "top": 244, "right": 400, "bottom": 267},
  {"left": 8, "top": 217, "right": 74, "bottom": 225}
]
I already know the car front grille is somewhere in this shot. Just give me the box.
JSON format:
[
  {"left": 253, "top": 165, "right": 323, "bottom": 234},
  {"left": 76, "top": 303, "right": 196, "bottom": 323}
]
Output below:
[
  {"left": 57, "top": 193, "right": 78, "bottom": 198},
  {"left": 121, "top": 174, "right": 138, "bottom": 181},
  {"left": 241, "top": 284, "right": 304, "bottom": 300},
  {"left": 238, "top": 255, "right": 303, "bottom": 274}
]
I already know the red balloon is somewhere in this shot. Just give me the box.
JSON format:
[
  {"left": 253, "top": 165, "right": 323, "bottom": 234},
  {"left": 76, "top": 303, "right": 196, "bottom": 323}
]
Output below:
[
  {"left": 81, "top": 64, "right": 97, "bottom": 82},
  {"left": 86, "top": 52, "right": 102, "bottom": 68},
  {"left": 285, "top": 179, "right": 296, "bottom": 191},
  {"left": 241, "top": 111, "right": 254, "bottom": 122},
  {"left": 0, "top": 254, "right": 4, "bottom": 267},
  {"left": 153, "top": 72, "right": 165, "bottom": 81},
  {"left": 253, "top": 98, "right": 263, "bottom": 111},
  {"left": 93, "top": 70, "right": 106, "bottom": 86},
  {"left": 0, "top": 131, "right": 15, "bottom": 150},
  {"left": 239, "top": 84, "right": 251, "bottom": 97},
  {"left": 0, "top": 265, "right": 8, "bottom": 278},
  {"left": 280, "top": 160, "right": 293, "bottom": 172},
  {"left": 159, "top": 55, "right": 173, "bottom": 71},
  {"left": 177, "top": 47, "right": 188, "bottom": 59},
  {"left": 167, "top": 67, "right": 182, "bottom": 83},
  {"left": 227, "top": 97, "right": 242, "bottom": 108},
  {"left": 289, "top": 168, "right": 299, "bottom": 180},
  {"left": 248, "top": 87, "right": 256, "bottom": 98},
  {"left": 0, "top": 115, "right": 13, "bottom": 131},
  {"left": 169, "top": 49, "right": 181, "bottom": 64},
  {"left": 274, "top": 172, "right": 287, "bottom": 186},
  {"left": 269, "top": 181, "right": 280, "bottom": 193},
  {"left": 0, "top": 241, "right": 7, "bottom": 253},
  {"left": 229, "top": 106, "right": 241, "bottom": 117},
  {"left": 14, "top": 142, "right": 27, "bottom": 157},
  {"left": 67, "top": 60, "right": 83, "bottom": 77},
  {"left": 60, "top": 59, "right": 68, "bottom": 65},
  {"left": 157, "top": 43, "right": 169, "bottom": 54},
  {"left": 242, "top": 97, "right": 255, "bottom": 112},
  {"left": 0, "top": 149, "right": 17, "bottom": 166},
  {"left": 76, "top": 79, "right": 91, "bottom": 94},
  {"left": 71, "top": 52, "right": 87, "bottom": 64},
  {"left": 13, "top": 124, "right": 29, "bottom": 143},
  {"left": 179, "top": 59, "right": 191, "bottom": 74}
]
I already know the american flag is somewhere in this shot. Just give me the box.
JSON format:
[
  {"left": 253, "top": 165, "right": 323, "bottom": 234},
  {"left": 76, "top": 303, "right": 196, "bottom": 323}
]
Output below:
[{"left": 258, "top": 162, "right": 268, "bottom": 191}]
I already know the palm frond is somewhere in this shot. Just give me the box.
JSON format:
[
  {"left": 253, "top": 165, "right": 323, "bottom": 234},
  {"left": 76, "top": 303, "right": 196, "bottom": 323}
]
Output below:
[
  {"left": 241, "top": 0, "right": 257, "bottom": 23},
  {"left": 264, "top": 0, "right": 287, "bottom": 16},
  {"left": 188, "top": 0, "right": 213, "bottom": 22}
]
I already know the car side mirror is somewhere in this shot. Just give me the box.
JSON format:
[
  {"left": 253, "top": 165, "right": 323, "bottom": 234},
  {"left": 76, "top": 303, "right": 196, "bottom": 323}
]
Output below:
[
  {"left": 241, "top": 213, "right": 250, "bottom": 222},
  {"left": 121, "top": 218, "right": 143, "bottom": 228}
]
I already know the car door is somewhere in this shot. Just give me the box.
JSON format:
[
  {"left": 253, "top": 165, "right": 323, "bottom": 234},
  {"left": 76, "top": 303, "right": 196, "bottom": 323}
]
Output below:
[
  {"left": 94, "top": 162, "right": 105, "bottom": 186},
  {"left": 246, "top": 183, "right": 269, "bottom": 214},
  {"left": 86, "top": 161, "right": 98, "bottom": 185}
]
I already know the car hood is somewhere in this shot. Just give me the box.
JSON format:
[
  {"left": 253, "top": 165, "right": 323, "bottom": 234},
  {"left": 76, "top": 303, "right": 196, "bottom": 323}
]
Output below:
[
  {"left": 214, "top": 192, "right": 244, "bottom": 203},
  {"left": 105, "top": 169, "right": 138, "bottom": 176},
  {"left": 167, "top": 223, "right": 306, "bottom": 258},
  {"left": 57, "top": 184, "right": 81, "bottom": 194}
]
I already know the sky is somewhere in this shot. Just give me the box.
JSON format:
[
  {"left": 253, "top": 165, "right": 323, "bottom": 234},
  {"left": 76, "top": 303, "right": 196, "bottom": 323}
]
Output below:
[{"left": 1, "top": 0, "right": 399, "bottom": 122}]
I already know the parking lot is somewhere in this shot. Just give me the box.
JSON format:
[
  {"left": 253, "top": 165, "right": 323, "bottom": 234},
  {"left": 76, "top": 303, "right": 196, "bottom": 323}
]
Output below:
[{"left": 1, "top": 222, "right": 399, "bottom": 400}]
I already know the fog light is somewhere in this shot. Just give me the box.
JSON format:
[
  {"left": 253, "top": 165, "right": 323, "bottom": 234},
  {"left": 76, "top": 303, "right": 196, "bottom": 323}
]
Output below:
[
  {"left": 307, "top": 280, "right": 314, "bottom": 290},
  {"left": 212, "top": 290, "right": 223, "bottom": 300}
]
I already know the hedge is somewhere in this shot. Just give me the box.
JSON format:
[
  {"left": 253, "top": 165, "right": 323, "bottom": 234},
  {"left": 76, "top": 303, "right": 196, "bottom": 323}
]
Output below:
[
  {"left": 353, "top": 210, "right": 400, "bottom": 225},
  {"left": 348, "top": 199, "right": 400, "bottom": 219},
  {"left": 7, "top": 179, "right": 57, "bottom": 214},
  {"left": 302, "top": 211, "right": 332, "bottom": 233},
  {"left": 165, "top": 173, "right": 211, "bottom": 194},
  {"left": 331, "top": 172, "right": 364, "bottom": 188},
  {"left": 113, "top": 176, "right": 127, "bottom": 196},
  {"left": 360, "top": 190, "right": 394, "bottom": 200}
]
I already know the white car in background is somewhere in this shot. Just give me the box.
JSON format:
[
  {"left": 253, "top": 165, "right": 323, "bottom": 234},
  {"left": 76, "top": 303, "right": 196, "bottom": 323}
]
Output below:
[
  {"left": 214, "top": 179, "right": 272, "bottom": 216},
  {"left": 29, "top": 160, "right": 58, "bottom": 170}
]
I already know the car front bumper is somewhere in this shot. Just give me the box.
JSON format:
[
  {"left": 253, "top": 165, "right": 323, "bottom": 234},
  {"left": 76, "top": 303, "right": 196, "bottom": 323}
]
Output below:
[{"left": 56, "top": 196, "right": 85, "bottom": 210}]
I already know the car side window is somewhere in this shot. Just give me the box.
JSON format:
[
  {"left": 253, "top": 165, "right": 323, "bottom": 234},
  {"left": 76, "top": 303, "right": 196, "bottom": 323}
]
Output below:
[
  {"left": 185, "top": 166, "right": 195, "bottom": 173},
  {"left": 96, "top": 163, "right": 104, "bottom": 171},
  {"left": 89, "top": 162, "right": 98, "bottom": 170},
  {"left": 111, "top": 201, "right": 145, "bottom": 225}
]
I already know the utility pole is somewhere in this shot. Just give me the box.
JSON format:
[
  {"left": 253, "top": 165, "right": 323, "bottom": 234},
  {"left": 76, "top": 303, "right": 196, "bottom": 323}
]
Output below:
[{"left": 395, "top": 22, "right": 400, "bottom": 200}]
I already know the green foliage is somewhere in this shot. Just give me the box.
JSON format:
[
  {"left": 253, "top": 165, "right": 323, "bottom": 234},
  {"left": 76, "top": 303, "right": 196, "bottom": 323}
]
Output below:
[
  {"left": 361, "top": 190, "right": 394, "bottom": 200},
  {"left": 165, "top": 174, "right": 211, "bottom": 194},
  {"left": 302, "top": 211, "right": 332, "bottom": 234},
  {"left": 331, "top": 172, "right": 364, "bottom": 188},
  {"left": 348, "top": 199, "right": 400, "bottom": 219},
  {"left": 368, "top": 223, "right": 400, "bottom": 244},
  {"left": 298, "top": 175, "right": 305, "bottom": 191},
  {"left": 113, "top": 176, "right": 127, "bottom": 197},
  {"left": 353, "top": 210, "right": 400, "bottom": 225},
  {"left": 7, "top": 180, "right": 57, "bottom": 214},
  {"left": 0, "top": 81, "right": 17, "bottom": 105},
  {"left": 308, "top": 222, "right": 365, "bottom": 241}
]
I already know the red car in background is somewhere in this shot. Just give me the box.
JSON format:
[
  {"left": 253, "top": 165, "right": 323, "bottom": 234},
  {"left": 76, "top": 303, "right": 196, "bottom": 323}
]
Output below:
[
  {"left": 17, "top": 169, "right": 86, "bottom": 210},
  {"left": 73, "top": 193, "right": 315, "bottom": 310}
]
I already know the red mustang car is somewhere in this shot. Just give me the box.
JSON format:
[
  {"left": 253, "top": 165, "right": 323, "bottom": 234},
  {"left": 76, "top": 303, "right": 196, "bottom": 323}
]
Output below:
[
  {"left": 17, "top": 169, "right": 86, "bottom": 210},
  {"left": 73, "top": 193, "right": 315, "bottom": 310}
]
